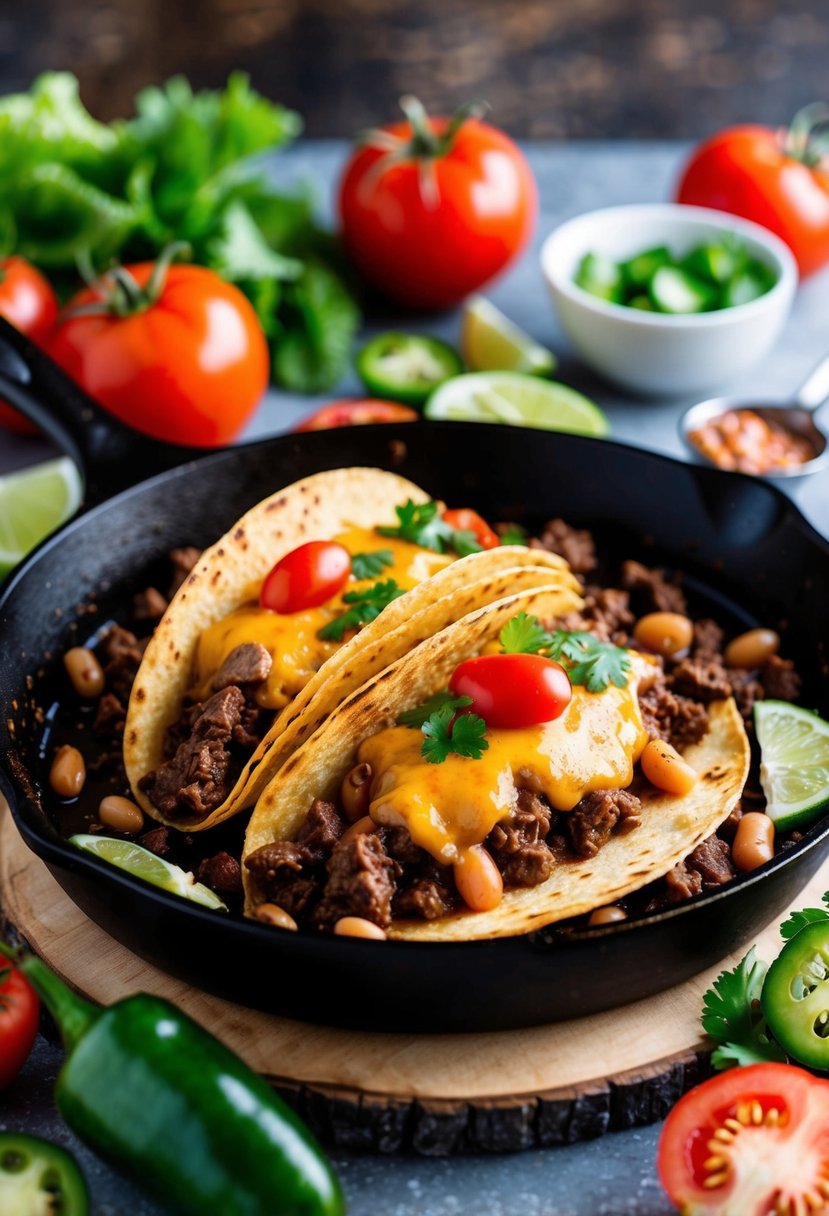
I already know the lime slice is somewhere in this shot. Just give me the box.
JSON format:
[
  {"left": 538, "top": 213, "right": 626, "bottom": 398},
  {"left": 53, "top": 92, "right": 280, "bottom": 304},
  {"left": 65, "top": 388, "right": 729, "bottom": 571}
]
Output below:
[
  {"left": 461, "top": 296, "right": 557, "bottom": 376},
  {"left": 0, "top": 457, "right": 83, "bottom": 579},
  {"left": 70, "top": 834, "right": 228, "bottom": 911},
  {"left": 754, "top": 701, "right": 829, "bottom": 832},
  {"left": 424, "top": 371, "right": 609, "bottom": 437}
]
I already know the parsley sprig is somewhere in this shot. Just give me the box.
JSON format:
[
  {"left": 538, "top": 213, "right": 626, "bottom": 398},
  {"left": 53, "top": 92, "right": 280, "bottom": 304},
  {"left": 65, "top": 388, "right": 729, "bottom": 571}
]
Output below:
[
  {"left": 378, "top": 500, "right": 484, "bottom": 558},
  {"left": 350, "top": 549, "right": 394, "bottom": 580},
  {"left": 497, "top": 613, "right": 630, "bottom": 692},
  {"left": 701, "top": 948, "right": 787, "bottom": 1070},
  {"left": 317, "top": 579, "right": 405, "bottom": 641},
  {"left": 398, "top": 692, "right": 488, "bottom": 763}
]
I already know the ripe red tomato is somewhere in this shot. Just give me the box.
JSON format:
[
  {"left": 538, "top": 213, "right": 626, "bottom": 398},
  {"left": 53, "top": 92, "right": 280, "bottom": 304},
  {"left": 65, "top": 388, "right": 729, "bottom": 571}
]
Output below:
[
  {"left": 294, "top": 399, "right": 419, "bottom": 431},
  {"left": 261, "top": 541, "right": 352, "bottom": 613},
  {"left": 48, "top": 261, "right": 269, "bottom": 446},
  {"left": 450, "top": 654, "right": 571, "bottom": 729},
  {"left": 443, "top": 508, "right": 500, "bottom": 550},
  {"left": 658, "top": 1063, "right": 829, "bottom": 1214},
  {"left": 0, "top": 257, "right": 58, "bottom": 433},
  {"left": 676, "top": 121, "right": 829, "bottom": 277},
  {"left": 0, "top": 961, "right": 40, "bottom": 1088},
  {"left": 338, "top": 100, "right": 537, "bottom": 310}
]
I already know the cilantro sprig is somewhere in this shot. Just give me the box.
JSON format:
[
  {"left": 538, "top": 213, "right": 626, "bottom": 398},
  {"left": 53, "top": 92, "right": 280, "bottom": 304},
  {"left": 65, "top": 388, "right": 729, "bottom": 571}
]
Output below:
[
  {"left": 317, "top": 579, "right": 404, "bottom": 642},
  {"left": 498, "top": 523, "right": 528, "bottom": 547},
  {"left": 398, "top": 692, "right": 488, "bottom": 763},
  {"left": 499, "top": 612, "right": 555, "bottom": 655},
  {"left": 779, "top": 895, "right": 829, "bottom": 940},
  {"left": 547, "top": 630, "right": 631, "bottom": 693},
  {"left": 350, "top": 549, "right": 394, "bottom": 580},
  {"left": 701, "top": 948, "right": 787, "bottom": 1070},
  {"left": 378, "top": 500, "right": 484, "bottom": 558}
]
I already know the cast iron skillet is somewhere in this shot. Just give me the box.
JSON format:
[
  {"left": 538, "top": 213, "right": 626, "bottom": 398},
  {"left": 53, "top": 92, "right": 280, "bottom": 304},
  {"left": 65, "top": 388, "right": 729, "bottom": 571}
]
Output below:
[{"left": 1, "top": 318, "right": 828, "bottom": 1034}]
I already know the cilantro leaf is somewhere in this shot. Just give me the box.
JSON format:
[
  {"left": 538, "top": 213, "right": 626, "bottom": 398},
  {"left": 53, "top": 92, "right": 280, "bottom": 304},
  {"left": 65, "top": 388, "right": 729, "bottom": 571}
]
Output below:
[
  {"left": 701, "top": 948, "right": 786, "bottom": 1072},
  {"left": 547, "top": 630, "right": 630, "bottom": 692},
  {"left": 351, "top": 549, "right": 394, "bottom": 581},
  {"left": 780, "top": 906, "right": 829, "bottom": 941},
  {"left": 272, "top": 261, "right": 360, "bottom": 393},
  {"left": 398, "top": 691, "right": 472, "bottom": 728},
  {"left": 499, "top": 523, "right": 528, "bottom": 546},
  {"left": 317, "top": 579, "right": 404, "bottom": 642},
  {"left": 499, "top": 612, "right": 555, "bottom": 655},
  {"left": 378, "top": 500, "right": 483, "bottom": 558},
  {"left": 421, "top": 704, "right": 489, "bottom": 764}
]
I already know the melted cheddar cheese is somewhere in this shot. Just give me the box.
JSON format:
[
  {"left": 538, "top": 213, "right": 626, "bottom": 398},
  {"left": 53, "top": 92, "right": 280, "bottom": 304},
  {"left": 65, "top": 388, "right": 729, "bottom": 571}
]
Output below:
[
  {"left": 192, "top": 528, "right": 452, "bottom": 710},
  {"left": 359, "top": 659, "right": 651, "bottom": 864}
]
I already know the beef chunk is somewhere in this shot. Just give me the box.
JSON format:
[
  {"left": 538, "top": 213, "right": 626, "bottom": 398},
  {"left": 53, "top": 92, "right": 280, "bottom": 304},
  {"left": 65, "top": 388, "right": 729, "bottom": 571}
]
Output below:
[
  {"left": 726, "top": 668, "right": 765, "bottom": 724},
  {"left": 663, "top": 861, "right": 703, "bottom": 903},
  {"left": 244, "top": 840, "right": 321, "bottom": 917},
  {"left": 529, "top": 518, "right": 596, "bottom": 575},
  {"left": 660, "top": 834, "right": 735, "bottom": 906},
  {"left": 718, "top": 802, "right": 744, "bottom": 842},
  {"left": 197, "top": 851, "right": 243, "bottom": 895},
  {"left": 692, "top": 618, "right": 725, "bottom": 659},
  {"left": 622, "top": 560, "right": 687, "bottom": 615},
  {"left": 139, "top": 825, "right": 171, "bottom": 857},
  {"left": 168, "top": 546, "right": 201, "bottom": 595},
  {"left": 671, "top": 657, "right": 732, "bottom": 702},
  {"left": 313, "top": 833, "right": 399, "bottom": 930},
  {"left": 585, "top": 586, "right": 634, "bottom": 639},
  {"left": 567, "top": 789, "right": 642, "bottom": 859},
  {"left": 212, "top": 643, "right": 273, "bottom": 691},
  {"left": 93, "top": 692, "right": 127, "bottom": 738},
  {"left": 488, "top": 787, "right": 556, "bottom": 887},
  {"left": 378, "top": 825, "right": 426, "bottom": 867},
  {"left": 760, "top": 655, "right": 801, "bottom": 702},
  {"left": 139, "top": 686, "right": 244, "bottom": 819},
  {"left": 133, "top": 587, "right": 168, "bottom": 621},
  {"left": 295, "top": 799, "right": 346, "bottom": 862},
  {"left": 98, "top": 624, "right": 143, "bottom": 704},
  {"left": 394, "top": 877, "right": 455, "bottom": 920},
  {"left": 639, "top": 679, "right": 709, "bottom": 747},
  {"left": 377, "top": 826, "right": 457, "bottom": 918},
  {"left": 231, "top": 697, "right": 272, "bottom": 752}
]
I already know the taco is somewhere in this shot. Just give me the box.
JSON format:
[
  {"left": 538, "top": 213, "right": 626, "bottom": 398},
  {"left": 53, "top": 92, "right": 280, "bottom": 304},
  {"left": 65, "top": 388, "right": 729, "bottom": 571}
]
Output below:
[
  {"left": 124, "top": 468, "right": 579, "bottom": 831},
  {"left": 242, "top": 586, "right": 750, "bottom": 940}
]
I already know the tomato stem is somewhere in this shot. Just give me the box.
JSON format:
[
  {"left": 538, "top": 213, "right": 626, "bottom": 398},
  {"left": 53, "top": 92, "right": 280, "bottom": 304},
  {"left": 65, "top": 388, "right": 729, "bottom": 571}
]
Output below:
[
  {"left": 782, "top": 102, "right": 829, "bottom": 168},
  {"left": 66, "top": 241, "right": 191, "bottom": 320},
  {"left": 361, "top": 96, "right": 489, "bottom": 162}
]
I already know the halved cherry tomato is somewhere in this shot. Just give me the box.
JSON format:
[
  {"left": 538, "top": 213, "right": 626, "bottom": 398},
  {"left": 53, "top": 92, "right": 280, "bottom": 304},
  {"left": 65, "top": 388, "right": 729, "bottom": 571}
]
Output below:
[
  {"left": 443, "top": 508, "right": 500, "bottom": 550},
  {"left": 0, "top": 961, "right": 40, "bottom": 1088},
  {"left": 294, "top": 399, "right": 419, "bottom": 431},
  {"left": 449, "top": 654, "right": 571, "bottom": 729},
  {"left": 657, "top": 1063, "right": 829, "bottom": 1215},
  {"left": 0, "top": 256, "right": 59, "bottom": 433},
  {"left": 260, "top": 541, "right": 351, "bottom": 614}
]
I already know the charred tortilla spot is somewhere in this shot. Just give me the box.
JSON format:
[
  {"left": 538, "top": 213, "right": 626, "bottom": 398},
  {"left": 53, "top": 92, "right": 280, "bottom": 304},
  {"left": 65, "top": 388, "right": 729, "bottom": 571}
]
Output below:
[
  {"left": 313, "top": 494, "right": 321, "bottom": 505},
  {"left": 211, "top": 571, "right": 221, "bottom": 585},
  {"left": 128, "top": 729, "right": 137, "bottom": 744},
  {"left": 234, "top": 526, "right": 245, "bottom": 540},
  {"left": 136, "top": 688, "right": 146, "bottom": 701}
]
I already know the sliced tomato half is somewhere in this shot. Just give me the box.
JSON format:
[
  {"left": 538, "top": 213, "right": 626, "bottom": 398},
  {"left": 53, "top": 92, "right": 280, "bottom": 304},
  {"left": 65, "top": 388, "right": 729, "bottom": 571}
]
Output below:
[
  {"left": 294, "top": 399, "right": 419, "bottom": 431},
  {"left": 658, "top": 1063, "right": 829, "bottom": 1215}
]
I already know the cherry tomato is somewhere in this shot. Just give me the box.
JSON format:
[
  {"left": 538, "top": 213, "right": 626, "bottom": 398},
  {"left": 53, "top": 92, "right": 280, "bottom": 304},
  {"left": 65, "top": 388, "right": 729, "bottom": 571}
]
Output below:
[
  {"left": 443, "top": 508, "right": 500, "bottom": 550},
  {"left": 260, "top": 541, "right": 352, "bottom": 614},
  {"left": 338, "top": 98, "right": 537, "bottom": 310},
  {"left": 49, "top": 260, "right": 269, "bottom": 446},
  {"left": 0, "top": 961, "right": 40, "bottom": 1088},
  {"left": 0, "top": 257, "right": 58, "bottom": 433},
  {"left": 449, "top": 654, "right": 571, "bottom": 729},
  {"left": 294, "top": 399, "right": 419, "bottom": 431},
  {"left": 658, "top": 1063, "right": 829, "bottom": 1214},
  {"left": 676, "top": 117, "right": 829, "bottom": 278}
]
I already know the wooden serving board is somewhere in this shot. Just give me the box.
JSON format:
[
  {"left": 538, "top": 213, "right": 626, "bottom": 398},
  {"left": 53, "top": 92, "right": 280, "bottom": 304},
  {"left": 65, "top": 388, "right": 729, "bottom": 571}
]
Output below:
[{"left": 2, "top": 806, "right": 826, "bottom": 1155}]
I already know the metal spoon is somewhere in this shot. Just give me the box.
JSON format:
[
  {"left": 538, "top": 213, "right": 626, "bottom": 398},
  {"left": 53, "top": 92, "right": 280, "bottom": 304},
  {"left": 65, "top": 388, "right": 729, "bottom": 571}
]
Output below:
[{"left": 679, "top": 352, "right": 829, "bottom": 478}]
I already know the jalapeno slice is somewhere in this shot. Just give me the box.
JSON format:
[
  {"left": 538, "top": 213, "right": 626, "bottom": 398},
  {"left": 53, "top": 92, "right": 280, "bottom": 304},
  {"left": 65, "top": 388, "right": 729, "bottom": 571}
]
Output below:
[
  {"left": 761, "top": 920, "right": 829, "bottom": 1069},
  {"left": 0, "top": 1132, "right": 89, "bottom": 1215},
  {"left": 356, "top": 332, "right": 464, "bottom": 406}
]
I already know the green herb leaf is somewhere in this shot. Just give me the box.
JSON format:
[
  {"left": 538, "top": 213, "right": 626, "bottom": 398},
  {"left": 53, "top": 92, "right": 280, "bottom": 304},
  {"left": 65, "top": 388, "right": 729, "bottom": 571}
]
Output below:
[
  {"left": 499, "top": 523, "right": 528, "bottom": 546},
  {"left": 701, "top": 948, "right": 786, "bottom": 1071},
  {"left": 398, "top": 691, "right": 472, "bottom": 729},
  {"left": 351, "top": 549, "right": 395, "bottom": 581},
  {"left": 378, "top": 500, "right": 483, "bottom": 557},
  {"left": 499, "top": 612, "right": 555, "bottom": 655},
  {"left": 780, "top": 905, "right": 829, "bottom": 941},
  {"left": 272, "top": 261, "right": 360, "bottom": 393},
  {"left": 547, "top": 630, "right": 630, "bottom": 692},
  {"left": 421, "top": 704, "right": 489, "bottom": 764},
  {"left": 205, "top": 199, "right": 303, "bottom": 284},
  {"left": 317, "top": 578, "right": 405, "bottom": 642}
]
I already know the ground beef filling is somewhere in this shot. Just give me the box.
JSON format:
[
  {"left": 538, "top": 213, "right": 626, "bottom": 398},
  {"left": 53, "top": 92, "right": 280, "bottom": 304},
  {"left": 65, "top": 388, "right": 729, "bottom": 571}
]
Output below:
[
  {"left": 245, "top": 784, "right": 646, "bottom": 931},
  {"left": 139, "top": 642, "right": 275, "bottom": 820}
]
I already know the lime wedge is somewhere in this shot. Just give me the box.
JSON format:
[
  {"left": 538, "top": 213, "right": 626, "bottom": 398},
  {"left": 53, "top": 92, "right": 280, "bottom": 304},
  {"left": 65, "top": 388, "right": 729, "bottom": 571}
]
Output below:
[
  {"left": 424, "top": 371, "right": 609, "bottom": 437},
  {"left": 0, "top": 457, "right": 83, "bottom": 579},
  {"left": 754, "top": 701, "right": 829, "bottom": 832},
  {"left": 70, "top": 834, "right": 228, "bottom": 911},
  {"left": 461, "top": 296, "right": 557, "bottom": 376}
]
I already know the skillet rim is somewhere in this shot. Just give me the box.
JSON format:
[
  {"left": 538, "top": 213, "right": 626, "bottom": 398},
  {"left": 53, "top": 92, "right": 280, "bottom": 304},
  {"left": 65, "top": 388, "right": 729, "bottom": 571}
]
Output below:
[{"left": 3, "top": 420, "right": 829, "bottom": 956}]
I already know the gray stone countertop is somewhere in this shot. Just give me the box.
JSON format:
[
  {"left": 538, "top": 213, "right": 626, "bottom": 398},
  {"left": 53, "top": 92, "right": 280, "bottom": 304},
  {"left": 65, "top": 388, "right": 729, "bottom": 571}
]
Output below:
[{"left": 2, "top": 139, "right": 829, "bottom": 1216}]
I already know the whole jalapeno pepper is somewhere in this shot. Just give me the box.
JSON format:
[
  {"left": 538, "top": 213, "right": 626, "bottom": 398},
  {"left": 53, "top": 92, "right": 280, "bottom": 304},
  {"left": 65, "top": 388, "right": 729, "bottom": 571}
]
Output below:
[{"left": 0, "top": 943, "right": 344, "bottom": 1216}]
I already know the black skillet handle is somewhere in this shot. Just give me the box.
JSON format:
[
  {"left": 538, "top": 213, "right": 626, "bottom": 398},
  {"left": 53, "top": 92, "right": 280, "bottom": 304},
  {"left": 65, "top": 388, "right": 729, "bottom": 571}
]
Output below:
[{"left": 0, "top": 317, "right": 206, "bottom": 504}]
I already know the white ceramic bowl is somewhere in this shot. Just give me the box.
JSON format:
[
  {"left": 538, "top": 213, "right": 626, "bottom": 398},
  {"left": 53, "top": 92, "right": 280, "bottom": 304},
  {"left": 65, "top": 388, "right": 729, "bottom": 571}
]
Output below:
[{"left": 540, "top": 204, "right": 798, "bottom": 397}]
